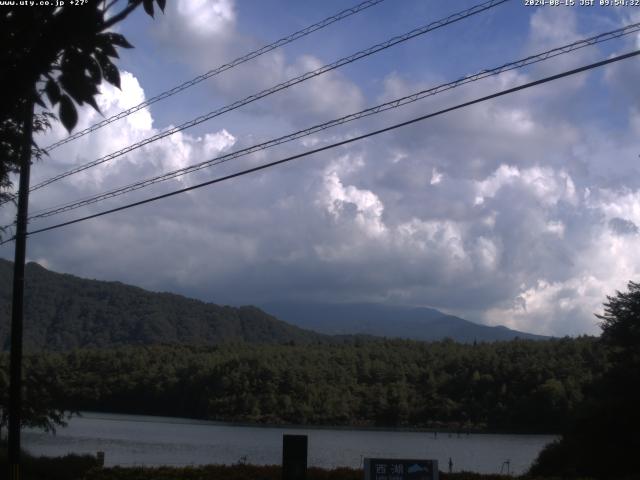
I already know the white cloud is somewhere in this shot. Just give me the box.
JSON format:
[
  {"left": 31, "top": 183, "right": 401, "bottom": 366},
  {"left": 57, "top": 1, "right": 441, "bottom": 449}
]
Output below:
[
  {"left": 430, "top": 168, "right": 443, "bottom": 185},
  {"left": 484, "top": 276, "right": 605, "bottom": 336},
  {"left": 24, "top": 71, "right": 235, "bottom": 222},
  {"left": 176, "top": 0, "right": 235, "bottom": 37},
  {"left": 526, "top": 7, "right": 597, "bottom": 80},
  {"left": 529, "top": 7, "right": 579, "bottom": 47},
  {"left": 17, "top": 55, "right": 633, "bottom": 338},
  {"left": 151, "top": 0, "right": 364, "bottom": 129},
  {"left": 320, "top": 159, "right": 386, "bottom": 238},
  {"left": 5, "top": 4, "right": 640, "bottom": 340},
  {"left": 474, "top": 165, "right": 577, "bottom": 207},
  {"left": 473, "top": 236, "right": 500, "bottom": 272},
  {"left": 153, "top": 0, "right": 237, "bottom": 63},
  {"left": 546, "top": 220, "right": 565, "bottom": 238},
  {"left": 396, "top": 218, "right": 470, "bottom": 273}
]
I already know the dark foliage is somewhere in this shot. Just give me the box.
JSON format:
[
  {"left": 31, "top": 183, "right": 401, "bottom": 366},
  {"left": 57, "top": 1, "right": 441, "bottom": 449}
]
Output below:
[
  {"left": 0, "top": 450, "right": 597, "bottom": 480},
  {"left": 0, "top": 441, "right": 101, "bottom": 480},
  {"left": 85, "top": 465, "right": 361, "bottom": 480},
  {"left": 0, "top": 337, "right": 606, "bottom": 433},
  {"left": 597, "top": 281, "right": 640, "bottom": 353},
  {"left": 0, "top": 0, "right": 165, "bottom": 203},
  {"left": 0, "top": 352, "right": 74, "bottom": 439},
  {"left": 530, "top": 281, "right": 640, "bottom": 479}
]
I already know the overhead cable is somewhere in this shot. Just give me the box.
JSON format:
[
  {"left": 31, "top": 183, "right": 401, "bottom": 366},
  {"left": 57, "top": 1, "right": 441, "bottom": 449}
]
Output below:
[
  {"left": 23, "top": 0, "right": 509, "bottom": 196},
  {"left": 42, "top": 0, "right": 388, "bottom": 152},
  {"left": 24, "top": 22, "right": 640, "bottom": 222},
  {"left": 6, "top": 49, "right": 635, "bottom": 242}
]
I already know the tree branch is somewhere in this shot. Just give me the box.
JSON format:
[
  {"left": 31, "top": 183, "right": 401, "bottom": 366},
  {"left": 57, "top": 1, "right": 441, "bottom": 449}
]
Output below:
[
  {"left": 104, "top": 0, "right": 121, "bottom": 14},
  {"left": 101, "top": 0, "right": 142, "bottom": 31}
]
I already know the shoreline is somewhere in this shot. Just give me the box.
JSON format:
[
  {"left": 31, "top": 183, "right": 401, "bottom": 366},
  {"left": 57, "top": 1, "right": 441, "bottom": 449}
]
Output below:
[{"left": 71, "top": 411, "right": 560, "bottom": 436}]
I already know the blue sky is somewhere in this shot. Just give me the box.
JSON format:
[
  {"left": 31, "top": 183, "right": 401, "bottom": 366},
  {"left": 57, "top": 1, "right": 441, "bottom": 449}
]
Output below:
[{"left": 3, "top": 0, "right": 640, "bottom": 336}]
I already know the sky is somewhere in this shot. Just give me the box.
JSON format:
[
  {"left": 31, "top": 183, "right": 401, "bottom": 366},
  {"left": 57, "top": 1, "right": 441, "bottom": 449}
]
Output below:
[{"left": 2, "top": 0, "right": 640, "bottom": 336}]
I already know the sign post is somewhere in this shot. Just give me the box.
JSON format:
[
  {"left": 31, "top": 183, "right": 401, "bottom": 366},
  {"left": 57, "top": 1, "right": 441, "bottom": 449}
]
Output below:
[
  {"left": 364, "top": 458, "right": 439, "bottom": 480},
  {"left": 282, "top": 434, "right": 308, "bottom": 480}
]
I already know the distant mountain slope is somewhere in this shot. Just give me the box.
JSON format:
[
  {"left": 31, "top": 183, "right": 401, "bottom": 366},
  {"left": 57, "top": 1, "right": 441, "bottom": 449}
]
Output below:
[
  {"left": 0, "top": 259, "right": 326, "bottom": 350},
  {"left": 260, "top": 302, "right": 548, "bottom": 343}
]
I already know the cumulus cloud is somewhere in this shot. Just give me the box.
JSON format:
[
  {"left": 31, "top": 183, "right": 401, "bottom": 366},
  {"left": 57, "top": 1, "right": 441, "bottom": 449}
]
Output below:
[
  {"left": 526, "top": 7, "right": 599, "bottom": 79},
  {"left": 150, "top": 0, "right": 365, "bottom": 129},
  {"left": 320, "top": 157, "right": 386, "bottom": 238},
  {"left": 152, "top": 0, "right": 238, "bottom": 64},
  {"left": 4, "top": 4, "right": 640, "bottom": 339}
]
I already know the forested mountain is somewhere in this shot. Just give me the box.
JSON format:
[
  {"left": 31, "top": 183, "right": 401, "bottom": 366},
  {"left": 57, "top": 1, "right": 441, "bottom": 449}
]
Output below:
[
  {"left": 0, "top": 259, "right": 612, "bottom": 434},
  {"left": 0, "top": 259, "right": 547, "bottom": 351},
  {"left": 262, "top": 302, "right": 548, "bottom": 342},
  {"left": 0, "top": 259, "right": 326, "bottom": 350},
  {"left": 0, "top": 337, "right": 606, "bottom": 433}
]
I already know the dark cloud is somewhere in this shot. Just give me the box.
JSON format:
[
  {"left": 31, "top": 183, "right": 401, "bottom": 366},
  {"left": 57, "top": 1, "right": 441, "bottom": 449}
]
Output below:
[{"left": 609, "top": 217, "right": 639, "bottom": 235}]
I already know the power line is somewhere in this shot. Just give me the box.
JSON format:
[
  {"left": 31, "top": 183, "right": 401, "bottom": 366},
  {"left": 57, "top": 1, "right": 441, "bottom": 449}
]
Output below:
[
  {"left": 24, "top": 22, "right": 640, "bottom": 222},
  {"left": 42, "top": 0, "right": 388, "bottom": 152},
  {"left": 22, "top": 0, "right": 509, "bottom": 196},
  {"left": 9, "top": 49, "right": 636, "bottom": 242},
  {"left": 0, "top": 235, "right": 16, "bottom": 246}
]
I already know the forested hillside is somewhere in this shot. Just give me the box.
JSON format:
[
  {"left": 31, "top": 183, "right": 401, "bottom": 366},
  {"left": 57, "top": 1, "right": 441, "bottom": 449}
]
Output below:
[
  {"left": 0, "top": 337, "right": 606, "bottom": 433},
  {"left": 0, "top": 260, "right": 326, "bottom": 350},
  {"left": 0, "top": 259, "right": 549, "bottom": 350}
]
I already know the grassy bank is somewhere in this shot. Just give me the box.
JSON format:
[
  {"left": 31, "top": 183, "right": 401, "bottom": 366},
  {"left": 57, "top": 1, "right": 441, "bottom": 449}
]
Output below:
[
  {"left": 1, "top": 448, "right": 597, "bottom": 480},
  {"left": 82, "top": 465, "right": 596, "bottom": 480},
  {"left": 0, "top": 446, "right": 101, "bottom": 480}
]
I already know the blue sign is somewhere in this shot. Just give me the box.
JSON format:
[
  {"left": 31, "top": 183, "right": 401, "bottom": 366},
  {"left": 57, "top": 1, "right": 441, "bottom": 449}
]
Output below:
[{"left": 364, "top": 458, "right": 438, "bottom": 480}]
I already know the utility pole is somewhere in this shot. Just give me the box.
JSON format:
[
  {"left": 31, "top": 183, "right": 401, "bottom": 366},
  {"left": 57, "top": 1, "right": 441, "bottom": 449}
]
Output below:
[{"left": 8, "top": 97, "right": 34, "bottom": 480}]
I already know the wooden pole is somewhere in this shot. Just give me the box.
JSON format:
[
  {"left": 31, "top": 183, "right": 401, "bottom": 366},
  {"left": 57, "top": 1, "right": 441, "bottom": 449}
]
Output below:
[{"left": 8, "top": 97, "right": 34, "bottom": 480}]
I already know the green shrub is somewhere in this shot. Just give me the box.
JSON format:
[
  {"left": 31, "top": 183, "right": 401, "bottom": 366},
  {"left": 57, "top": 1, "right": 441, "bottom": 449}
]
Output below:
[{"left": 1, "top": 441, "right": 100, "bottom": 480}]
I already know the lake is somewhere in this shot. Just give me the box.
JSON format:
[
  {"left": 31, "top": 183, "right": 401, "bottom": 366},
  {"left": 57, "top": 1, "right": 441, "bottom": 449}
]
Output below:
[{"left": 23, "top": 412, "right": 556, "bottom": 475}]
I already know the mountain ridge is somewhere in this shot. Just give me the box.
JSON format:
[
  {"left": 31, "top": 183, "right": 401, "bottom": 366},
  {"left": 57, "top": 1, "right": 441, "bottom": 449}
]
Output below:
[
  {"left": 0, "top": 259, "right": 327, "bottom": 350},
  {"left": 260, "top": 301, "right": 548, "bottom": 342},
  {"left": 0, "top": 258, "right": 547, "bottom": 349}
]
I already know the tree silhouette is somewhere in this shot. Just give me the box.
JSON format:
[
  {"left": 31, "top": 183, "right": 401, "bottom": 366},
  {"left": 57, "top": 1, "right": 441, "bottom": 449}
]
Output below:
[
  {"left": 1, "top": 3, "right": 167, "bottom": 474},
  {"left": 0, "top": 0, "right": 166, "bottom": 202},
  {"left": 530, "top": 280, "right": 640, "bottom": 478},
  {"left": 597, "top": 280, "right": 640, "bottom": 352}
]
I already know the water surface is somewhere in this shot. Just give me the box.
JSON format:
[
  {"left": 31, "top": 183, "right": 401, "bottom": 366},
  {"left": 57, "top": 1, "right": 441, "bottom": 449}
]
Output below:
[{"left": 23, "top": 412, "right": 556, "bottom": 475}]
